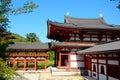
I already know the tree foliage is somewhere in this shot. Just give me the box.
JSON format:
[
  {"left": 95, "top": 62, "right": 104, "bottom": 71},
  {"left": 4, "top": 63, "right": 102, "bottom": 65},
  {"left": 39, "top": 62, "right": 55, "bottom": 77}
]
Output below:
[
  {"left": 0, "top": 41, "right": 8, "bottom": 60},
  {"left": 9, "top": 33, "right": 27, "bottom": 42},
  {"left": 10, "top": 0, "right": 38, "bottom": 15},
  {"left": 117, "top": 0, "right": 120, "bottom": 9},
  {"left": 26, "top": 32, "right": 40, "bottom": 42},
  {"left": 110, "top": 0, "right": 120, "bottom": 9},
  {"left": 47, "top": 50, "right": 55, "bottom": 61},
  {"left": 0, "top": 0, "right": 38, "bottom": 29},
  {"left": 0, "top": 59, "right": 16, "bottom": 80},
  {"left": 0, "top": 0, "right": 38, "bottom": 79}
]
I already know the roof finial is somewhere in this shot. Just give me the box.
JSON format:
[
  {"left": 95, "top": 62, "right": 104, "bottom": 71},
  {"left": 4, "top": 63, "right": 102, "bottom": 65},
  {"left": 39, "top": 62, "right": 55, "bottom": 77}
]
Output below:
[
  {"left": 99, "top": 13, "right": 103, "bottom": 18},
  {"left": 66, "top": 12, "right": 70, "bottom": 16}
]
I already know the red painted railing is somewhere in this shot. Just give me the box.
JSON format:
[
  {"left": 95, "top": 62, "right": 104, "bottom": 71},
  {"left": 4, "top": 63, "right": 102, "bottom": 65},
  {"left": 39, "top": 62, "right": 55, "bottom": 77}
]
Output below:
[{"left": 6, "top": 53, "right": 49, "bottom": 58}]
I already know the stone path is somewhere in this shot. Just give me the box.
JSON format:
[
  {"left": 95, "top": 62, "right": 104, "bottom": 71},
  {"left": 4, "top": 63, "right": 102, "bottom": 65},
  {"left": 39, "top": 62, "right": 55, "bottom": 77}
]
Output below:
[
  {"left": 39, "top": 72, "right": 84, "bottom": 80},
  {"left": 39, "top": 69, "right": 85, "bottom": 80},
  {"left": 14, "top": 67, "right": 96, "bottom": 80}
]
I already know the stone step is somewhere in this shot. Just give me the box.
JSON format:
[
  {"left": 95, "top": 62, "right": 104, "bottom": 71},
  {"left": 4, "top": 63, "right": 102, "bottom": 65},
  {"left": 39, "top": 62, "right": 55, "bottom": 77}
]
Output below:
[
  {"left": 52, "top": 71, "right": 81, "bottom": 76},
  {"left": 46, "top": 76, "right": 85, "bottom": 80},
  {"left": 51, "top": 67, "right": 81, "bottom": 76}
]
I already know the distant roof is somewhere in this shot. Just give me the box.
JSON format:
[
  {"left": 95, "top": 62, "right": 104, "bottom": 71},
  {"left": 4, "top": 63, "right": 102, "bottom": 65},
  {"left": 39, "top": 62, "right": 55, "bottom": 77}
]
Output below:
[
  {"left": 47, "top": 16, "right": 120, "bottom": 30},
  {"left": 7, "top": 42, "right": 49, "bottom": 51},
  {"left": 77, "top": 39, "right": 120, "bottom": 54}
]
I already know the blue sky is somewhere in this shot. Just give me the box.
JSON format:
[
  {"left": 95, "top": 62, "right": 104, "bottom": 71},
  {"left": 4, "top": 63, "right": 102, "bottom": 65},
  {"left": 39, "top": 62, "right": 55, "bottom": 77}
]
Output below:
[{"left": 9, "top": 0, "right": 120, "bottom": 42}]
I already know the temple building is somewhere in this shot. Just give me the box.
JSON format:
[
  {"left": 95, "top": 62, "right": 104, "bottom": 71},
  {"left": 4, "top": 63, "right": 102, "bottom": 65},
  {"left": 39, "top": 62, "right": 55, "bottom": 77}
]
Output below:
[
  {"left": 77, "top": 39, "right": 120, "bottom": 80},
  {"left": 47, "top": 15, "right": 120, "bottom": 80},
  {"left": 4, "top": 14, "right": 120, "bottom": 80},
  {"left": 6, "top": 42, "right": 49, "bottom": 71}
]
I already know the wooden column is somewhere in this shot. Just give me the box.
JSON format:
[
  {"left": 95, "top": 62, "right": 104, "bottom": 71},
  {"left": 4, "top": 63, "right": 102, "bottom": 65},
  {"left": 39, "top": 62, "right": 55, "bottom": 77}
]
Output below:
[
  {"left": 106, "top": 54, "right": 108, "bottom": 80},
  {"left": 58, "top": 52, "right": 61, "bottom": 68},
  {"left": 68, "top": 52, "right": 70, "bottom": 68},
  {"left": 57, "top": 51, "right": 59, "bottom": 67},
  {"left": 97, "top": 55, "right": 99, "bottom": 80},
  {"left": 79, "top": 33, "right": 84, "bottom": 41},
  {"left": 34, "top": 58, "right": 37, "bottom": 70},
  {"left": 13, "top": 58, "right": 16, "bottom": 66},
  {"left": 118, "top": 54, "right": 120, "bottom": 80},
  {"left": 44, "top": 58, "right": 47, "bottom": 69},
  {"left": 90, "top": 55, "right": 92, "bottom": 77},
  {"left": 54, "top": 51, "right": 57, "bottom": 67},
  {"left": 24, "top": 58, "right": 27, "bottom": 71}
]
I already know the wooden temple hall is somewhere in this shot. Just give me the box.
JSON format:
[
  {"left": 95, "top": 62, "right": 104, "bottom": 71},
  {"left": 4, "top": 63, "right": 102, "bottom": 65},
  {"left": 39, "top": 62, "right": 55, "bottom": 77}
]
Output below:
[
  {"left": 47, "top": 15, "right": 120, "bottom": 80},
  {"left": 6, "top": 42, "right": 50, "bottom": 71},
  {"left": 4, "top": 14, "right": 120, "bottom": 79}
]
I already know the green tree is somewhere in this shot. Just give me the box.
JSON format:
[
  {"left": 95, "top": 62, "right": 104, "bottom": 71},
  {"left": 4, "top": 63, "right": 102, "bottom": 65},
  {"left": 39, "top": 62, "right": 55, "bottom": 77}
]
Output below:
[
  {"left": 0, "top": 0, "right": 38, "bottom": 79},
  {"left": 47, "top": 50, "right": 55, "bottom": 61},
  {"left": 9, "top": 33, "right": 27, "bottom": 42},
  {"left": 0, "top": 0, "right": 38, "bottom": 29},
  {"left": 0, "top": 59, "right": 16, "bottom": 80},
  {"left": 111, "top": 0, "right": 120, "bottom": 9},
  {"left": 26, "top": 33, "right": 40, "bottom": 42}
]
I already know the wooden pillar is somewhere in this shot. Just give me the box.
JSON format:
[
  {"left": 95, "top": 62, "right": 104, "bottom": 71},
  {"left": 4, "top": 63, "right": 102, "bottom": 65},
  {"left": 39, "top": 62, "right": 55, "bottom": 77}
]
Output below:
[
  {"left": 44, "top": 58, "right": 47, "bottom": 69},
  {"left": 13, "top": 58, "right": 16, "bottom": 66},
  {"left": 90, "top": 55, "right": 92, "bottom": 77},
  {"left": 68, "top": 52, "right": 70, "bottom": 68},
  {"left": 54, "top": 51, "right": 57, "bottom": 67},
  {"left": 106, "top": 54, "right": 108, "bottom": 80},
  {"left": 97, "top": 55, "right": 99, "bottom": 80},
  {"left": 57, "top": 51, "right": 59, "bottom": 66},
  {"left": 98, "top": 34, "right": 103, "bottom": 41},
  {"left": 34, "top": 58, "right": 37, "bottom": 70},
  {"left": 58, "top": 52, "right": 61, "bottom": 68},
  {"left": 24, "top": 58, "right": 27, "bottom": 71},
  {"left": 118, "top": 54, "right": 120, "bottom": 80},
  {"left": 79, "top": 33, "right": 84, "bottom": 41},
  {"left": 119, "top": 54, "right": 120, "bottom": 65}
]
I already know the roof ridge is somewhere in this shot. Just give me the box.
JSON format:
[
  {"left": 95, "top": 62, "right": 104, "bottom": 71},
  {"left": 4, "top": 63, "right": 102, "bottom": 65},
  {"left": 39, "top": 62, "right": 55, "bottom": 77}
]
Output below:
[
  {"left": 65, "top": 15, "right": 101, "bottom": 20},
  {"left": 47, "top": 19, "right": 75, "bottom": 25},
  {"left": 12, "top": 42, "right": 48, "bottom": 45}
]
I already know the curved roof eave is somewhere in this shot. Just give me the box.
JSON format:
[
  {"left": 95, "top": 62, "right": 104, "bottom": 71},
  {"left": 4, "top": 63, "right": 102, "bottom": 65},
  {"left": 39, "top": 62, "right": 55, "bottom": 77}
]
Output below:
[
  {"left": 47, "top": 19, "right": 120, "bottom": 31},
  {"left": 77, "top": 39, "right": 120, "bottom": 54}
]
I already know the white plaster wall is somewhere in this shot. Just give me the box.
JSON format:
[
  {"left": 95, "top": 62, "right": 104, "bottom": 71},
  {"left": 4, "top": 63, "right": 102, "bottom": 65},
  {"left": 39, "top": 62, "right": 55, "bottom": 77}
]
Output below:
[
  {"left": 70, "top": 55, "right": 84, "bottom": 60},
  {"left": 108, "top": 60, "right": 119, "bottom": 65},
  {"left": 92, "top": 63, "right": 97, "bottom": 72},
  {"left": 98, "top": 64, "right": 106, "bottom": 74},
  {"left": 99, "top": 74, "right": 106, "bottom": 80},
  {"left": 108, "top": 76, "right": 119, "bottom": 80},
  {"left": 88, "top": 70, "right": 91, "bottom": 76},
  {"left": 70, "top": 62, "right": 84, "bottom": 67},
  {"left": 92, "top": 59, "right": 97, "bottom": 63},
  {"left": 91, "top": 63, "right": 98, "bottom": 79},
  {"left": 98, "top": 60, "right": 106, "bottom": 64},
  {"left": 92, "top": 72, "right": 97, "bottom": 79}
]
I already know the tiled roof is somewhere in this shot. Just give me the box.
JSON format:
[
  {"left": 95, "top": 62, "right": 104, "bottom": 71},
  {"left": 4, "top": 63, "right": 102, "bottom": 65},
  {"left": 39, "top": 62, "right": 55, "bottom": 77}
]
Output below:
[
  {"left": 47, "top": 20, "right": 75, "bottom": 28},
  {"left": 77, "top": 39, "right": 120, "bottom": 54},
  {"left": 7, "top": 42, "right": 49, "bottom": 51},
  {"left": 47, "top": 16, "right": 120, "bottom": 30}
]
